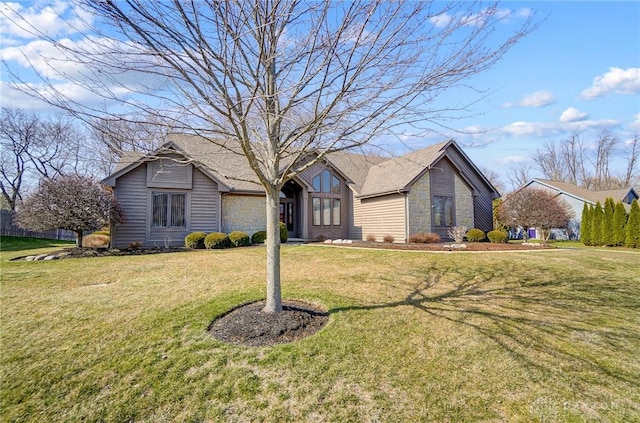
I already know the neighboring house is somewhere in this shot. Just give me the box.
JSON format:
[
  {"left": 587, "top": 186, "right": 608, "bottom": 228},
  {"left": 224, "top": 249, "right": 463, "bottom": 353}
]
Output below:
[
  {"left": 102, "top": 134, "right": 499, "bottom": 247},
  {"left": 519, "top": 178, "right": 639, "bottom": 240}
]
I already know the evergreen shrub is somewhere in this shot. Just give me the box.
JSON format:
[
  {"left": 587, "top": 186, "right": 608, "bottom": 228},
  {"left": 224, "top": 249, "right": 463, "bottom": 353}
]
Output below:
[
  {"left": 185, "top": 232, "right": 207, "bottom": 249},
  {"left": 487, "top": 230, "right": 508, "bottom": 243},
  {"left": 466, "top": 228, "right": 486, "bottom": 242},
  {"left": 228, "top": 231, "right": 250, "bottom": 247},
  {"left": 204, "top": 232, "right": 230, "bottom": 249},
  {"left": 251, "top": 230, "right": 267, "bottom": 244}
]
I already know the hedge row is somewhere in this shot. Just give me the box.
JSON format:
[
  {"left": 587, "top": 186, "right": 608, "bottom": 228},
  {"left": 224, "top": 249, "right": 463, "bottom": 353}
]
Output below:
[
  {"left": 184, "top": 222, "right": 289, "bottom": 249},
  {"left": 580, "top": 198, "right": 639, "bottom": 248}
]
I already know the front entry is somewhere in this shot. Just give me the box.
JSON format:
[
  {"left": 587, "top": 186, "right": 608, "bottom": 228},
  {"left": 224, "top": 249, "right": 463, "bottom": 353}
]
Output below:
[
  {"left": 280, "top": 181, "right": 301, "bottom": 237},
  {"left": 279, "top": 199, "right": 294, "bottom": 232}
]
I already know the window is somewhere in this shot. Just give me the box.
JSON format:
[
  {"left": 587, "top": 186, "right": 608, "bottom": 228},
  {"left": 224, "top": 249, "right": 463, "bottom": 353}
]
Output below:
[
  {"left": 152, "top": 192, "right": 186, "bottom": 227},
  {"left": 311, "top": 170, "right": 342, "bottom": 226},
  {"left": 433, "top": 195, "right": 453, "bottom": 227},
  {"left": 312, "top": 198, "right": 321, "bottom": 226},
  {"left": 312, "top": 169, "right": 341, "bottom": 194}
]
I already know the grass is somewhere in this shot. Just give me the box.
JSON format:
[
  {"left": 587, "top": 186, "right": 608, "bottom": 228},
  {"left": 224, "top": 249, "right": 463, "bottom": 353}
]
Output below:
[{"left": 1, "top": 237, "right": 639, "bottom": 422}]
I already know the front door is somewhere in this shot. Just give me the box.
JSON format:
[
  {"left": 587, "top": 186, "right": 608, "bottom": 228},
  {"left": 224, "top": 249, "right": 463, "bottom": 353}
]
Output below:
[{"left": 280, "top": 199, "right": 294, "bottom": 233}]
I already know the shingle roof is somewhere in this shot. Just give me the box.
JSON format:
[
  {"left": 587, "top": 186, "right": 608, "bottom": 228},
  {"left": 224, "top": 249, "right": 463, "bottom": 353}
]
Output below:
[
  {"left": 107, "top": 134, "right": 470, "bottom": 197},
  {"left": 533, "top": 179, "right": 636, "bottom": 205},
  {"left": 168, "top": 134, "right": 263, "bottom": 192},
  {"left": 358, "top": 141, "right": 449, "bottom": 197}
]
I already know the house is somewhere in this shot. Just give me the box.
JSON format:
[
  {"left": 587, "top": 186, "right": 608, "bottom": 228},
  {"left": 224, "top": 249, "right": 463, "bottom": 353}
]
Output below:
[
  {"left": 102, "top": 134, "right": 500, "bottom": 248},
  {"left": 518, "top": 178, "right": 639, "bottom": 239}
]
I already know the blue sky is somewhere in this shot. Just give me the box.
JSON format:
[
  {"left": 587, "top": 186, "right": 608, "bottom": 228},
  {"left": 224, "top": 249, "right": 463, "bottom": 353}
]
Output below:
[{"left": 1, "top": 1, "right": 639, "bottom": 189}]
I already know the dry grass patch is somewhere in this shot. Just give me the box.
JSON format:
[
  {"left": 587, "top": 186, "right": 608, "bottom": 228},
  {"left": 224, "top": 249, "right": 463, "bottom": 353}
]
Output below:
[{"left": 1, "top": 240, "right": 639, "bottom": 422}]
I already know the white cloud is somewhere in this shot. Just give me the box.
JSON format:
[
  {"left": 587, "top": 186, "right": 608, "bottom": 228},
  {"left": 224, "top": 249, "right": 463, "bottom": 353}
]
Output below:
[
  {"left": 559, "top": 107, "right": 588, "bottom": 123},
  {"left": 581, "top": 67, "right": 640, "bottom": 99},
  {"left": 429, "top": 13, "right": 452, "bottom": 28},
  {"left": 499, "top": 156, "right": 525, "bottom": 164},
  {"left": 501, "top": 118, "right": 621, "bottom": 138},
  {"left": 0, "top": 1, "right": 92, "bottom": 40},
  {"left": 518, "top": 90, "right": 555, "bottom": 108},
  {"left": 630, "top": 113, "right": 640, "bottom": 131}
]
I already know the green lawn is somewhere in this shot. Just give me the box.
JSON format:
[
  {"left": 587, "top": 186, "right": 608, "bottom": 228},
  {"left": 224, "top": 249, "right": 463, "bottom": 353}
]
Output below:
[{"left": 1, "top": 238, "right": 639, "bottom": 422}]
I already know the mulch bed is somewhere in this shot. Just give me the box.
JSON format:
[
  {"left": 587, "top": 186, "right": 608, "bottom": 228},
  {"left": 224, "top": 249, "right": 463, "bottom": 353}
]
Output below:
[
  {"left": 209, "top": 300, "right": 329, "bottom": 346},
  {"left": 324, "top": 241, "right": 553, "bottom": 252}
]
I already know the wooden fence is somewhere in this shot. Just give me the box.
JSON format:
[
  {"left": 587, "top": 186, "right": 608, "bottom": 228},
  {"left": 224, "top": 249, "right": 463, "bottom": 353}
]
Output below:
[{"left": 0, "top": 210, "right": 77, "bottom": 241}]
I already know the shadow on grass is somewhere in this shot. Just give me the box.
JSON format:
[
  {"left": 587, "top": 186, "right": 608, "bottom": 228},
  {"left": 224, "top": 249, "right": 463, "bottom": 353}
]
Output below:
[
  {"left": 329, "top": 264, "right": 640, "bottom": 388},
  {"left": 0, "top": 236, "right": 75, "bottom": 252}
]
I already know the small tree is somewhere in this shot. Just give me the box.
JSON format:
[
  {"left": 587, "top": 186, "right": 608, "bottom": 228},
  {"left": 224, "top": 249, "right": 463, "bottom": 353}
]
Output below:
[
  {"left": 602, "top": 197, "right": 615, "bottom": 246},
  {"left": 497, "top": 187, "right": 573, "bottom": 244},
  {"left": 591, "top": 201, "right": 603, "bottom": 246},
  {"left": 580, "top": 202, "right": 592, "bottom": 246},
  {"left": 16, "top": 175, "right": 124, "bottom": 247},
  {"left": 625, "top": 199, "right": 640, "bottom": 248},
  {"left": 613, "top": 200, "right": 627, "bottom": 246}
]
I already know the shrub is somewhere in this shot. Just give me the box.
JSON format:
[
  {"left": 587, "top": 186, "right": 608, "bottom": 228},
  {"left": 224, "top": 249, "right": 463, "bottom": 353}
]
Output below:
[
  {"left": 279, "top": 222, "right": 288, "bottom": 243},
  {"left": 366, "top": 233, "right": 377, "bottom": 242},
  {"left": 185, "top": 232, "right": 207, "bottom": 249},
  {"left": 128, "top": 240, "right": 142, "bottom": 250},
  {"left": 82, "top": 234, "right": 110, "bottom": 248},
  {"left": 204, "top": 232, "right": 230, "bottom": 249},
  {"left": 447, "top": 226, "right": 467, "bottom": 244},
  {"left": 251, "top": 230, "right": 267, "bottom": 244},
  {"left": 383, "top": 234, "right": 395, "bottom": 243},
  {"left": 316, "top": 234, "right": 327, "bottom": 242},
  {"left": 487, "top": 230, "right": 508, "bottom": 243},
  {"left": 228, "top": 231, "right": 250, "bottom": 247},
  {"left": 409, "top": 232, "right": 440, "bottom": 243},
  {"left": 91, "top": 230, "right": 111, "bottom": 236},
  {"left": 466, "top": 228, "right": 485, "bottom": 242}
]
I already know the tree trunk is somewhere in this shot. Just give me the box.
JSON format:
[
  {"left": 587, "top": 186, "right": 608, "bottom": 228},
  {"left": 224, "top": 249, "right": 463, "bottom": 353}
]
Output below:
[
  {"left": 76, "top": 230, "right": 83, "bottom": 247},
  {"left": 263, "top": 187, "right": 282, "bottom": 313}
]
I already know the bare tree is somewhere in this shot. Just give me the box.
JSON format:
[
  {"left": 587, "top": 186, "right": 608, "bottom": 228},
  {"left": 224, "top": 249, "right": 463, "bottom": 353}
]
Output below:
[
  {"left": 15, "top": 174, "right": 125, "bottom": 247},
  {"left": 497, "top": 187, "right": 573, "bottom": 243},
  {"left": 508, "top": 163, "right": 535, "bottom": 190},
  {"left": 89, "top": 114, "right": 172, "bottom": 176},
  {"left": 531, "top": 131, "right": 638, "bottom": 190},
  {"left": 3, "top": 1, "right": 533, "bottom": 312},
  {"left": 0, "top": 107, "right": 87, "bottom": 210}
]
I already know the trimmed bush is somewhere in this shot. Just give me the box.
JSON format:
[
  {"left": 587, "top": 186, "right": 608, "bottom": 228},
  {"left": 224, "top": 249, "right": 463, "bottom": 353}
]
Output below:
[
  {"left": 204, "top": 232, "right": 230, "bottom": 249},
  {"left": 251, "top": 230, "right": 267, "bottom": 244},
  {"left": 228, "top": 231, "right": 250, "bottom": 247},
  {"left": 383, "top": 234, "right": 395, "bottom": 243},
  {"left": 279, "top": 221, "right": 288, "bottom": 243},
  {"left": 409, "top": 232, "right": 440, "bottom": 243},
  {"left": 185, "top": 232, "right": 207, "bottom": 249},
  {"left": 466, "top": 228, "right": 485, "bottom": 242},
  {"left": 487, "top": 230, "right": 508, "bottom": 243}
]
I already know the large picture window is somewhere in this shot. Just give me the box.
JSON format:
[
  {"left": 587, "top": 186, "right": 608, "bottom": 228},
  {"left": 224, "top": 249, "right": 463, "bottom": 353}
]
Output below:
[
  {"left": 311, "top": 169, "right": 342, "bottom": 226},
  {"left": 152, "top": 192, "right": 186, "bottom": 227},
  {"left": 433, "top": 195, "right": 454, "bottom": 227}
]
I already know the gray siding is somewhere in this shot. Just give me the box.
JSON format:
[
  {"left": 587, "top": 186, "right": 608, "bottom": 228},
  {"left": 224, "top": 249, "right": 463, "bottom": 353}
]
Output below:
[
  {"left": 444, "top": 148, "right": 497, "bottom": 233},
  {"left": 113, "top": 164, "right": 148, "bottom": 248},
  {"left": 190, "top": 168, "right": 220, "bottom": 232},
  {"left": 351, "top": 193, "right": 406, "bottom": 242}
]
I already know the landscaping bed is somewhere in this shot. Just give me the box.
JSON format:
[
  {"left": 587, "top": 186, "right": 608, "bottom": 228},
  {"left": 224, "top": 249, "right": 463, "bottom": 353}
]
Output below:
[{"left": 325, "top": 240, "right": 553, "bottom": 251}]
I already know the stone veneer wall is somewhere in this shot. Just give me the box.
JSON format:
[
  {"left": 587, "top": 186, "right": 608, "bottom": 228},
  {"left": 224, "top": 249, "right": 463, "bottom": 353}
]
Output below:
[
  {"left": 454, "top": 175, "right": 474, "bottom": 229},
  {"left": 221, "top": 194, "right": 266, "bottom": 235},
  {"left": 407, "top": 171, "right": 431, "bottom": 235}
]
